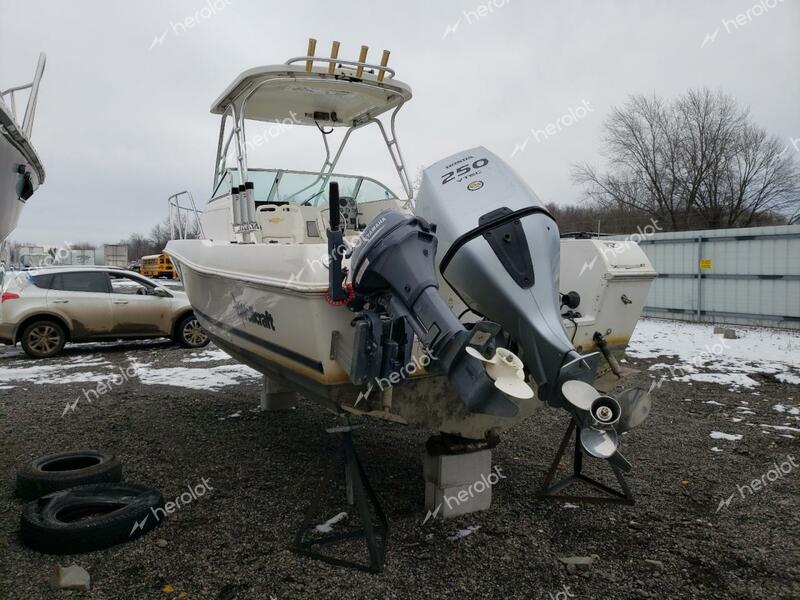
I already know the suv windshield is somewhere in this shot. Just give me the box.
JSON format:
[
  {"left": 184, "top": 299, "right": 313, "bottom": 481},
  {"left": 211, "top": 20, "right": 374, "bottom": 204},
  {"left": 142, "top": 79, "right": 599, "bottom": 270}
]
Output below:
[{"left": 214, "top": 169, "right": 397, "bottom": 207}]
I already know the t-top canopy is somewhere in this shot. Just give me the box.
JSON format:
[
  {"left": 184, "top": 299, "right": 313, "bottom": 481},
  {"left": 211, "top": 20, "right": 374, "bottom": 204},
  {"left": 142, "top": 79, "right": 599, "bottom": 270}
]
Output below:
[{"left": 210, "top": 63, "right": 412, "bottom": 127}]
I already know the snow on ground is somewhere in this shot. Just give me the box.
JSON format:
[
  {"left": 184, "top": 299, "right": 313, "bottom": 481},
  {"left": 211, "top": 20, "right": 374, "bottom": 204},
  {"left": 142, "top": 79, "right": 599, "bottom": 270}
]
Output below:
[
  {"left": 628, "top": 319, "right": 800, "bottom": 390},
  {"left": 315, "top": 512, "right": 348, "bottom": 533},
  {"left": 0, "top": 342, "right": 256, "bottom": 392},
  {"left": 0, "top": 355, "right": 115, "bottom": 387},
  {"left": 127, "top": 357, "right": 260, "bottom": 391},
  {"left": 710, "top": 431, "right": 743, "bottom": 442},
  {"left": 182, "top": 348, "right": 232, "bottom": 363},
  {"left": 449, "top": 525, "right": 481, "bottom": 541},
  {"left": 628, "top": 318, "right": 800, "bottom": 449}
]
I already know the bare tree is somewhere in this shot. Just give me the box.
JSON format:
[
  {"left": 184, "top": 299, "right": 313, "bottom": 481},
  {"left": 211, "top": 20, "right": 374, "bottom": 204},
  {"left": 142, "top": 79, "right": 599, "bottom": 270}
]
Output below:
[
  {"left": 573, "top": 88, "right": 800, "bottom": 230},
  {"left": 124, "top": 233, "right": 150, "bottom": 261},
  {"left": 148, "top": 219, "right": 172, "bottom": 255}
]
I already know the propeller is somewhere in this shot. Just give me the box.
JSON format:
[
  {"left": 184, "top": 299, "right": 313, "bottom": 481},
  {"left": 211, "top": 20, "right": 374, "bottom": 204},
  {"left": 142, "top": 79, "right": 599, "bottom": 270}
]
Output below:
[
  {"left": 561, "top": 380, "right": 651, "bottom": 460},
  {"left": 615, "top": 386, "right": 652, "bottom": 432},
  {"left": 466, "top": 346, "right": 535, "bottom": 400}
]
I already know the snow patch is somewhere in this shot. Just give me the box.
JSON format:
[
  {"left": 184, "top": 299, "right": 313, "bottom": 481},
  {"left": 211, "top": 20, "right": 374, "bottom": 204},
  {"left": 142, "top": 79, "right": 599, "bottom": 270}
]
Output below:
[
  {"left": 449, "top": 525, "right": 480, "bottom": 541},
  {"left": 710, "top": 431, "right": 743, "bottom": 441},
  {"left": 182, "top": 348, "right": 232, "bottom": 363},
  {"left": 315, "top": 512, "right": 348, "bottom": 533},
  {"left": 628, "top": 319, "right": 800, "bottom": 388},
  {"left": 128, "top": 358, "right": 259, "bottom": 391}
]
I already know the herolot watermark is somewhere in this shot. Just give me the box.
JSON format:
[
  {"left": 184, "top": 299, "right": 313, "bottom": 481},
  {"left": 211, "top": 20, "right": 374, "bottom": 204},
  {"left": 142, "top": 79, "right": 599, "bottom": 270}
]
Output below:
[
  {"left": 26, "top": 241, "right": 75, "bottom": 271},
  {"left": 648, "top": 337, "right": 731, "bottom": 394},
  {"left": 547, "top": 586, "right": 575, "bottom": 600},
  {"left": 442, "top": 0, "right": 512, "bottom": 39},
  {"left": 129, "top": 478, "right": 214, "bottom": 536},
  {"left": 150, "top": 0, "right": 234, "bottom": 49},
  {"left": 701, "top": 0, "right": 786, "bottom": 48},
  {"left": 301, "top": 215, "right": 389, "bottom": 277},
  {"left": 512, "top": 100, "right": 595, "bottom": 157},
  {"left": 62, "top": 364, "right": 140, "bottom": 417},
  {"left": 422, "top": 466, "right": 507, "bottom": 524},
  {"left": 716, "top": 454, "right": 797, "bottom": 512},
  {"left": 225, "top": 110, "right": 302, "bottom": 161},
  {"left": 355, "top": 350, "right": 438, "bottom": 407},
  {"left": 375, "top": 352, "right": 436, "bottom": 391},
  {"left": 578, "top": 218, "right": 664, "bottom": 277},
  {"left": 443, "top": 465, "right": 507, "bottom": 510}
]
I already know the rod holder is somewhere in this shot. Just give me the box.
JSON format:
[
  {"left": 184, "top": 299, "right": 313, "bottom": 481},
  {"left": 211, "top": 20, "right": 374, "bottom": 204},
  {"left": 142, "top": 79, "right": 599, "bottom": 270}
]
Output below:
[
  {"left": 378, "top": 50, "right": 390, "bottom": 82},
  {"left": 306, "top": 38, "right": 317, "bottom": 72},
  {"left": 356, "top": 45, "right": 368, "bottom": 78},
  {"left": 328, "top": 41, "right": 340, "bottom": 75}
]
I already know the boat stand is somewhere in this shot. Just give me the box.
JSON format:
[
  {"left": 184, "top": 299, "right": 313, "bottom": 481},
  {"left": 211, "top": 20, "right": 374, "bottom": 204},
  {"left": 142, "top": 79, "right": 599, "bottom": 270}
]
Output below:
[
  {"left": 292, "top": 422, "right": 389, "bottom": 573},
  {"left": 537, "top": 418, "right": 634, "bottom": 505}
]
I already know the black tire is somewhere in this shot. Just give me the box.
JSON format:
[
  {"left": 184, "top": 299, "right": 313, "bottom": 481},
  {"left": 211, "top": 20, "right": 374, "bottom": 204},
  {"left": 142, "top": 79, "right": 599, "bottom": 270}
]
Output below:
[
  {"left": 175, "top": 313, "right": 210, "bottom": 348},
  {"left": 20, "top": 319, "right": 67, "bottom": 358},
  {"left": 16, "top": 450, "right": 123, "bottom": 500},
  {"left": 20, "top": 483, "right": 164, "bottom": 554}
]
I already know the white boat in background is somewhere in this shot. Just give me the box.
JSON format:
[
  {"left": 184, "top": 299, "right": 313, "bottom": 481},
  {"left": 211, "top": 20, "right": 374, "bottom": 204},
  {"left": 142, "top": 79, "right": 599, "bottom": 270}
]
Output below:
[
  {"left": 167, "top": 41, "right": 656, "bottom": 459},
  {"left": 0, "top": 53, "right": 46, "bottom": 243}
]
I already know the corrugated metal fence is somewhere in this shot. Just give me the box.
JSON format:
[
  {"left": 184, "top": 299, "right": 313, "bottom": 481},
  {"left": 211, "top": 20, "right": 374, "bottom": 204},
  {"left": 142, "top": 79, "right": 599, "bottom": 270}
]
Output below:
[{"left": 611, "top": 224, "right": 800, "bottom": 330}]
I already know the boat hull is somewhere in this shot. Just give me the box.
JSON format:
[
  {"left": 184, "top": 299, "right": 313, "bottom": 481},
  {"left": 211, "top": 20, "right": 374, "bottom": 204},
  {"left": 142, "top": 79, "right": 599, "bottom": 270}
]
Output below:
[
  {"left": 166, "top": 234, "right": 655, "bottom": 439},
  {"left": 167, "top": 240, "right": 544, "bottom": 439},
  {"left": 0, "top": 102, "right": 44, "bottom": 242}
]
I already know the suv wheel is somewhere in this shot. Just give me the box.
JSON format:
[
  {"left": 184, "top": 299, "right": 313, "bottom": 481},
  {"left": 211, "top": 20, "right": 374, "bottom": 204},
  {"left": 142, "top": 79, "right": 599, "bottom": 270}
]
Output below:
[
  {"left": 21, "top": 320, "right": 67, "bottom": 358},
  {"left": 175, "top": 314, "right": 209, "bottom": 348}
]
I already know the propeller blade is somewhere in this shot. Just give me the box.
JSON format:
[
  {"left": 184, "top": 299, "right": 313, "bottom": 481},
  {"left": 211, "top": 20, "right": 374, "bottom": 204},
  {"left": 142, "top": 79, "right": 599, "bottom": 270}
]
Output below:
[
  {"left": 561, "top": 380, "right": 599, "bottom": 411},
  {"left": 579, "top": 427, "right": 619, "bottom": 459},
  {"left": 465, "top": 345, "right": 498, "bottom": 363},
  {"left": 494, "top": 375, "right": 534, "bottom": 400},
  {"left": 616, "top": 387, "right": 652, "bottom": 432},
  {"left": 469, "top": 346, "right": 535, "bottom": 400}
]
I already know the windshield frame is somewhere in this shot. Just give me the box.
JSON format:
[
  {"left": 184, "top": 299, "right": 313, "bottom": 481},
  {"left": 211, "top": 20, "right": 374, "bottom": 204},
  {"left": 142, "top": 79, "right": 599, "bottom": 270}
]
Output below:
[{"left": 209, "top": 167, "right": 398, "bottom": 207}]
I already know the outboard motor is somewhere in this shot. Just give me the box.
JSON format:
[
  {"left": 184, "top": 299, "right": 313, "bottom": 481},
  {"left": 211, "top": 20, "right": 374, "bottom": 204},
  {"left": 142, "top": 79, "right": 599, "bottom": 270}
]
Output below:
[
  {"left": 350, "top": 211, "right": 531, "bottom": 417},
  {"left": 409, "top": 147, "right": 650, "bottom": 460}
]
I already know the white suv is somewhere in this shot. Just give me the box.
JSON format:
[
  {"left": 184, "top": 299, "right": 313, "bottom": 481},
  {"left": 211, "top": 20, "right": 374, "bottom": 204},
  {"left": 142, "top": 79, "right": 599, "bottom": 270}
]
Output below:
[{"left": 0, "top": 266, "right": 209, "bottom": 358}]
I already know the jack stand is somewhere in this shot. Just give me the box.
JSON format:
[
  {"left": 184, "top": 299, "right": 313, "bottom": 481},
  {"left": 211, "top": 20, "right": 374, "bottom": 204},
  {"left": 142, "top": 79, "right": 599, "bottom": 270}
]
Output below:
[
  {"left": 537, "top": 419, "right": 634, "bottom": 505},
  {"left": 292, "top": 421, "right": 389, "bottom": 573}
]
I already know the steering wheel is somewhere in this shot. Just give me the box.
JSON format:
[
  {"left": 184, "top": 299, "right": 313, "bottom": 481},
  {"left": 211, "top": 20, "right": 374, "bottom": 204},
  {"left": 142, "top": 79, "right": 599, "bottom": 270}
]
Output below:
[{"left": 136, "top": 287, "right": 146, "bottom": 295}]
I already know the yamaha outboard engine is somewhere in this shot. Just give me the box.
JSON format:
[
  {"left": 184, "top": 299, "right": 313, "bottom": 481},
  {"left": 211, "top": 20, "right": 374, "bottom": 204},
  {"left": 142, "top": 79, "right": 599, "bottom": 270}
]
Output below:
[{"left": 350, "top": 211, "right": 528, "bottom": 417}]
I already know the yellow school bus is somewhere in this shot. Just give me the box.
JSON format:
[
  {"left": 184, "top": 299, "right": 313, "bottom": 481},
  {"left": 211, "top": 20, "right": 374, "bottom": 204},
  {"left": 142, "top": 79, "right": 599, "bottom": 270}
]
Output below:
[{"left": 140, "top": 254, "right": 176, "bottom": 279}]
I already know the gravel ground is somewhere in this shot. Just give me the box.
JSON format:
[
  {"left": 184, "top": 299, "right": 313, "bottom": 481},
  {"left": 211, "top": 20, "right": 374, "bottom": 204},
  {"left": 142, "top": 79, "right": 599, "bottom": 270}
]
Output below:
[{"left": 1, "top": 326, "right": 798, "bottom": 600}]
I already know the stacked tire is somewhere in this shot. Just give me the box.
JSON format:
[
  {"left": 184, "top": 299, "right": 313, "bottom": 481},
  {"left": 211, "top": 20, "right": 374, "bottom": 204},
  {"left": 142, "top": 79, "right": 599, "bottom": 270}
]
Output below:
[{"left": 15, "top": 450, "right": 164, "bottom": 554}]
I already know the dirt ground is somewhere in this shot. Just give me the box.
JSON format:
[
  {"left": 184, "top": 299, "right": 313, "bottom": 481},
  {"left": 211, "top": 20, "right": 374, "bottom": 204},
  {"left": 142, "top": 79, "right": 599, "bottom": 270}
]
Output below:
[{"left": 0, "top": 336, "right": 798, "bottom": 600}]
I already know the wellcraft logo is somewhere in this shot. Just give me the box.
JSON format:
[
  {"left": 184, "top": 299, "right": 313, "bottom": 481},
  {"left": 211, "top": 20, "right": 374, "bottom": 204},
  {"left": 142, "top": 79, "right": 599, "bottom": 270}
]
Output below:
[{"left": 233, "top": 300, "right": 276, "bottom": 331}]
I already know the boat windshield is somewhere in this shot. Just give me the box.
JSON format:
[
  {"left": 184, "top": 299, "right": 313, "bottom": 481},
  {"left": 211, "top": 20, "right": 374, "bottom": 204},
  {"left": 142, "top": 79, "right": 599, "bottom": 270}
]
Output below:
[{"left": 213, "top": 168, "right": 397, "bottom": 207}]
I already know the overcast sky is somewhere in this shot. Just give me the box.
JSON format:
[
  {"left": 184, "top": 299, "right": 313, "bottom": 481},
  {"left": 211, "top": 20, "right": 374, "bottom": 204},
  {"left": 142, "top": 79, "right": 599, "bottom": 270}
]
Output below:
[{"left": 2, "top": 0, "right": 798, "bottom": 245}]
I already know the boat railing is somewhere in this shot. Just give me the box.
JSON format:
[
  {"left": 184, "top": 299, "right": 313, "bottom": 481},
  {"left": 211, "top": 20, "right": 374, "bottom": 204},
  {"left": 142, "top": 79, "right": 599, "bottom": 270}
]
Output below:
[
  {"left": 0, "top": 53, "right": 46, "bottom": 138},
  {"left": 168, "top": 191, "right": 206, "bottom": 240}
]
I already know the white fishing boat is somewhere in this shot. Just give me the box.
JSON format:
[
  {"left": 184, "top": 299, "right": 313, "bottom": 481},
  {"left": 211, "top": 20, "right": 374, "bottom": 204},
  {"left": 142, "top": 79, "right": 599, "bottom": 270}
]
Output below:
[
  {"left": 0, "top": 53, "right": 46, "bottom": 243},
  {"left": 166, "top": 41, "right": 656, "bottom": 460}
]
